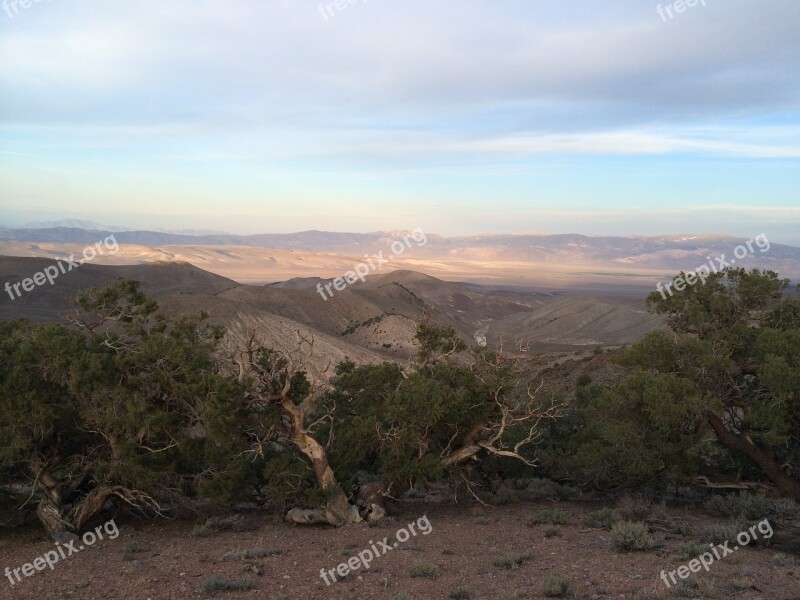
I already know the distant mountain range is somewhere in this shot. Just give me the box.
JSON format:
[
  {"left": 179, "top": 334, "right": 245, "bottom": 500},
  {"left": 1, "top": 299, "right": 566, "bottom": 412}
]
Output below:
[
  {"left": 1, "top": 227, "right": 798, "bottom": 288},
  {"left": 17, "top": 221, "right": 230, "bottom": 236}
]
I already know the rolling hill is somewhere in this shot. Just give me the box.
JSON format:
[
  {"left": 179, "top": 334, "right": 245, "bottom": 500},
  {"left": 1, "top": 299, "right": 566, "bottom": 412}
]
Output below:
[{"left": 0, "top": 258, "right": 664, "bottom": 378}]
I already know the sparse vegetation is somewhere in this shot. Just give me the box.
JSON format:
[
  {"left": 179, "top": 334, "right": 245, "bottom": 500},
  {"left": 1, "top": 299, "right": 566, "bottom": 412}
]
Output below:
[
  {"left": 527, "top": 508, "right": 569, "bottom": 526},
  {"left": 696, "top": 521, "right": 744, "bottom": 545},
  {"left": 583, "top": 507, "right": 621, "bottom": 529},
  {"left": 409, "top": 561, "right": 438, "bottom": 579},
  {"left": 674, "top": 541, "right": 707, "bottom": 561},
  {"left": 342, "top": 314, "right": 388, "bottom": 336},
  {"left": 122, "top": 540, "right": 144, "bottom": 561},
  {"left": 616, "top": 496, "right": 653, "bottom": 521},
  {"left": 544, "top": 526, "right": 563, "bottom": 538},
  {"left": 493, "top": 553, "right": 533, "bottom": 570},
  {"left": 773, "top": 553, "right": 798, "bottom": 567},
  {"left": 541, "top": 573, "right": 575, "bottom": 597},
  {"left": 610, "top": 521, "right": 655, "bottom": 552},
  {"left": 670, "top": 579, "right": 701, "bottom": 598},
  {"left": 191, "top": 514, "right": 257, "bottom": 538},
  {"left": 202, "top": 575, "right": 255, "bottom": 596},
  {"left": 223, "top": 548, "right": 280, "bottom": 562},
  {"left": 705, "top": 492, "right": 800, "bottom": 522},
  {"left": 522, "top": 478, "right": 578, "bottom": 501}
]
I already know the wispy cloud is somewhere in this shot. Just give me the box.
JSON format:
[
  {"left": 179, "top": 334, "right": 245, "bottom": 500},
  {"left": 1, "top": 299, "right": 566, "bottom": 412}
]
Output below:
[{"left": 0, "top": 0, "right": 798, "bottom": 237}]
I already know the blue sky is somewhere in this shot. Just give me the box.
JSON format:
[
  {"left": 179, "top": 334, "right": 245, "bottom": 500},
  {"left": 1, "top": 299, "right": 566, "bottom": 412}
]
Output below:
[{"left": 1, "top": 0, "right": 799, "bottom": 243}]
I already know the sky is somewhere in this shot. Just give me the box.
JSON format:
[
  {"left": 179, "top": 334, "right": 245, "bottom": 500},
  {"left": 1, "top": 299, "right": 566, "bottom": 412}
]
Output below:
[{"left": 1, "top": 0, "right": 799, "bottom": 243}]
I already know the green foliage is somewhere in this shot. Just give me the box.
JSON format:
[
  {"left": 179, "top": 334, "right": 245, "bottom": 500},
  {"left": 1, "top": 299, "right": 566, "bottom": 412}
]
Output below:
[
  {"left": 202, "top": 575, "right": 255, "bottom": 596},
  {"left": 642, "top": 270, "right": 800, "bottom": 487},
  {"left": 409, "top": 561, "right": 438, "bottom": 579},
  {"left": 325, "top": 327, "right": 546, "bottom": 491},
  {"left": 0, "top": 279, "right": 251, "bottom": 529},
  {"left": 541, "top": 573, "right": 575, "bottom": 598},
  {"left": 490, "top": 485, "right": 521, "bottom": 505},
  {"left": 527, "top": 508, "right": 568, "bottom": 526},
  {"left": 342, "top": 314, "right": 388, "bottom": 336},
  {"left": 582, "top": 507, "right": 621, "bottom": 529},
  {"left": 522, "top": 478, "right": 578, "bottom": 501},
  {"left": 544, "top": 526, "right": 563, "bottom": 538},
  {"left": 564, "top": 269, "right": 800, "bottom": 494},
  {"left": 674, "top": 541, "right": 707, "bottom": 561},
  {"left": 2, "top": 285, "right": 564, "bottom": 529},
  {"left": 414, "top": 322, "right": 467, "bottom": 366},
  {"left": 616, "top": 496, "right": 655, "bottom": 521},
  {"left": 610, "top": 521, "right": 655, "bottom": 552},
  {"left": 696, "top": 521, "right": 744, "bottom": 545},
  {"left": 493, "top": 553, "right": 532, "bottom": 569},
  {"left": 569, "top": 370, "right": 706, "bottom": 487},
  {"left": 704, "top": 492, "right": 799, "bottom": 522}
]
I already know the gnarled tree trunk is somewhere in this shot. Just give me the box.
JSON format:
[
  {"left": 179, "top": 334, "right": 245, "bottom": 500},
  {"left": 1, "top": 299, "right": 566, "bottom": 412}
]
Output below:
[
  {"left": 283, "top": 399, "right": 360, "bottom": 526},
  {"left": 238, "top": 330, "right": 362, "bottom": 527},
  {"left": 32, "top": 460, "right": 75, "bottom": 539},
  {"left": 36, "top": 495, "right": 73, "bottom": 539},
  {"left": 707, "top": 412, "right": 800, "bottom": 502},
  {"left": 33, "top": 462, "right": 160, "bottom": 539}
]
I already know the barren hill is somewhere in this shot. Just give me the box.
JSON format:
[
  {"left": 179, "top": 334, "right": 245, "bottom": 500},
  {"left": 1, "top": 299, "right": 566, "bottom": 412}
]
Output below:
[{"left": 0, "top": 258, "right": 664, "bottom": 375}]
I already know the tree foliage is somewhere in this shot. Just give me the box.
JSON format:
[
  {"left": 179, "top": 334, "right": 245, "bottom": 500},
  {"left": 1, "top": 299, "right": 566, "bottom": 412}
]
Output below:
[
  {"left": 324, "top": 325, "right": 561, "bottom": 502},
  {"left": 0, "top": 279, "right": 250, "bottom": 534},
  {"left": 566, "top": 269, "right": 800, "bottom": 498}
]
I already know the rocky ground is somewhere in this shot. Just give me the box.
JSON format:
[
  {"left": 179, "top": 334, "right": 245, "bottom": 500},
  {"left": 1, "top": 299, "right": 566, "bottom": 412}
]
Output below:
[{"left": 1, "top": 499, "right": 798, "bottom": 600}]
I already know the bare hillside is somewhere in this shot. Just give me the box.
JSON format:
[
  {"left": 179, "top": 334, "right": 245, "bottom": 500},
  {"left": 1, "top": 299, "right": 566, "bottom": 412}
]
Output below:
[{"left": 0, "top": 259, "right": 663, "bottom": 372}]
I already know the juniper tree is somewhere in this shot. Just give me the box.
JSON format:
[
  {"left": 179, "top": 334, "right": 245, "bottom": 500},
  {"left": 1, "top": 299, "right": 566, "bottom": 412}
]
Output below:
[
  {"left": 0, "top": 279, "right": 249, "bottom": 537},
  {"left": 571, "top": 268, "right": 800, "bottom": 499}
]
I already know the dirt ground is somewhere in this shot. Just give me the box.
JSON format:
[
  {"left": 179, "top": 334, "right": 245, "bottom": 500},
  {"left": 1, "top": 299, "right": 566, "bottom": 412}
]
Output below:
[{"left": 1, "top": 501, "right": 798, "bottom": 600}]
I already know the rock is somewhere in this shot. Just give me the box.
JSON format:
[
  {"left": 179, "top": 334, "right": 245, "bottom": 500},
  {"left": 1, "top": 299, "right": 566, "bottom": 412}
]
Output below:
[
  {"left": 366, "top": 503, "right": 386, "bottom": 523},
  {"left": 51, "top": 530, "right": 81, "bottom": 545},
  {"left": 285, "top": 508, "right": 330, "bottom": 525}
]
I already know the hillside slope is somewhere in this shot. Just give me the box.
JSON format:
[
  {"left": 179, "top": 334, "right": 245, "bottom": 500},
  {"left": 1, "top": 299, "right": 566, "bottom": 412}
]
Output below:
[{"left": 0, "top": 259, "right": 663, "bottom": 371}]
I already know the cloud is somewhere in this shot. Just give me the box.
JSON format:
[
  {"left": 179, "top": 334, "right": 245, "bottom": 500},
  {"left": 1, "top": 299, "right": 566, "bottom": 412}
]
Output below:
[
  {"left": 1, "top": 0, "right": 798, "bottom": 236},
  {"left": 2, "top": 0, "right": 798, "bottom": 129}
]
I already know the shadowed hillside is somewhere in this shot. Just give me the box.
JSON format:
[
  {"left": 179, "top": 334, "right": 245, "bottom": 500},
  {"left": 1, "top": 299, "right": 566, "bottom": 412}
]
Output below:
[{"left": 1, "top": 258, "right": 664, "bottom": 376}]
